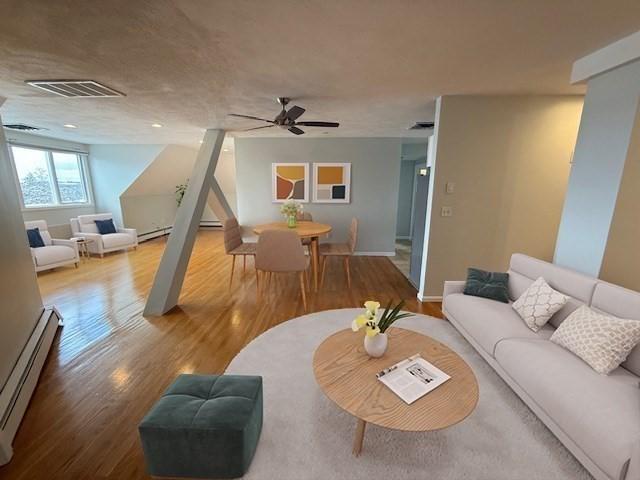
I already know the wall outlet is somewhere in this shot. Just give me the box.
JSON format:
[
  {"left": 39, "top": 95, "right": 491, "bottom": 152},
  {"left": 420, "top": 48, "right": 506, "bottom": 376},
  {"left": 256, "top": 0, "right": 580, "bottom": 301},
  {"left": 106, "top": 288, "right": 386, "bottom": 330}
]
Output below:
[
  {"left": 441, "top": 206, "right": 453, "bottom": 217},
  {"left": 446, "top": 182, "right": 455, "bottom": 194}
]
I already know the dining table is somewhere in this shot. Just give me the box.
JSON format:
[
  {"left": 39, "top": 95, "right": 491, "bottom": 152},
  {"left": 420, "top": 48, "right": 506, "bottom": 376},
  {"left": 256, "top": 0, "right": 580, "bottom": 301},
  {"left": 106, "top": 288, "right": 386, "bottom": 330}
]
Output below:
[{"left": 253, "top": 221, "right": 332, "bottom": 292}]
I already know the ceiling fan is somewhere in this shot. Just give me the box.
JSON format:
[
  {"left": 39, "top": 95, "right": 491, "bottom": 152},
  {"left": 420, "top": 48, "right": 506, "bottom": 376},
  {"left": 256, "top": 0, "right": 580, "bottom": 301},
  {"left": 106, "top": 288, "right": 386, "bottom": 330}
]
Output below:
[{"left": 228, "top": 97, "right": 339, "bottom": 135}]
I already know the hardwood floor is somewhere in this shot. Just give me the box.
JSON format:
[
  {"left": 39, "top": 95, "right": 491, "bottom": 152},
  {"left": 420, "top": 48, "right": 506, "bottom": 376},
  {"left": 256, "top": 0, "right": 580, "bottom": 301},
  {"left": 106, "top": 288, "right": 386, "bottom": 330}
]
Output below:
[{"left": 0, "top": 230, "right": 442, "bottom": 480}]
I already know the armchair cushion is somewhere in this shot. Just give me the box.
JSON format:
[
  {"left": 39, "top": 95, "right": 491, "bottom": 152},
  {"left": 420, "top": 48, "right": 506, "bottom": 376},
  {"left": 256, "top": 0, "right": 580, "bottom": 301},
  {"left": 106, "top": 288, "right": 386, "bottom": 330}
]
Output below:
[
  {"left": 102, "top": 233, "right": 135, "bottom": 249},
  {"left": 95, "top": 218, "right": 117, "bottom": 235},
  {"left": 27, "top": 228, "right": 45, "bottom": 248},
  {"left": 33, "top": 245, "right": 77, "bottom": 267}
]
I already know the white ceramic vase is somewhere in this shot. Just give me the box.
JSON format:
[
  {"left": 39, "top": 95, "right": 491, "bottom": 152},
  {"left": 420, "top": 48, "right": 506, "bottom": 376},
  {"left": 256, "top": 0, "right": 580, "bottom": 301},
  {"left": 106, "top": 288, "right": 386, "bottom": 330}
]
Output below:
[{"left": 364, "top": 333, "right": 388, "bottom": 358}]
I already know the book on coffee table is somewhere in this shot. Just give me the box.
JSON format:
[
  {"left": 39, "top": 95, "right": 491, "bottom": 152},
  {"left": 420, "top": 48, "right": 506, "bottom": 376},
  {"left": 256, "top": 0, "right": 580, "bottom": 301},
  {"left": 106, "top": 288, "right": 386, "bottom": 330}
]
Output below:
[{"left": 376, "top": 354, "right": 451, "bottom": 404}]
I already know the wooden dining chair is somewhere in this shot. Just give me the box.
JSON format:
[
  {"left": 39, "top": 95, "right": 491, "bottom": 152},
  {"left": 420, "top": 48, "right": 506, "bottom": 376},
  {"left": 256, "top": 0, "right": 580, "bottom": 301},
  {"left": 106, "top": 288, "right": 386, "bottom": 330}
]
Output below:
[
  {"left": 255, "top": 230, "right": 310, "bottom": 311},
  {"left": 223, "top": 218, "right": 257, "bottom": 289},
  {"left": 320, "top": 218, "right": 358, "bottom": 289}
]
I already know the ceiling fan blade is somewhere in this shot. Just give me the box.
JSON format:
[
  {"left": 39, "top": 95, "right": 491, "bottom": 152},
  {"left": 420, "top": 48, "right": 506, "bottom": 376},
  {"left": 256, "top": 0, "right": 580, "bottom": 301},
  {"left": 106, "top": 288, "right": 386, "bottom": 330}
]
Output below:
[
  {"left": 285, "top": 106, "right": 306, "bottom": 121},
  {"left": 288, "top": 126, "right": 305, "bottom": 135},
  {"left": 243, "top": 125, "right": 276, "bottom": 132},
  {"left": 295, "top": 121, "right": 340, "bottom": 128},
  {"left": 228, "top": 113, "right": 274, "bottom": 123}
]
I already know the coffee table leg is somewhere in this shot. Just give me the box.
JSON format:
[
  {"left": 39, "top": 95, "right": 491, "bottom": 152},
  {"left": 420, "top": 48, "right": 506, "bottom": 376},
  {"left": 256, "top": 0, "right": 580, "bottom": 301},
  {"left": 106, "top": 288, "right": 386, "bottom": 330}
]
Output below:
[{"left": 352, "top": 418, "right": 367, "bottom": 456}]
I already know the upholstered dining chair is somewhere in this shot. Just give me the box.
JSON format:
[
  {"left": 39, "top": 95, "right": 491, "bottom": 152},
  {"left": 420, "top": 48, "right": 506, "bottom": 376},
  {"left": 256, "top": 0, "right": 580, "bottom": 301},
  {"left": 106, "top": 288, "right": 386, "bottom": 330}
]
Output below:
[
  {"left": 255, "top": 230, "right": 310, "bottom": 311},
  {"left": 320, "top": 218, "right": 358, "bottom": 289},
  {"left": 223, "top": 218, "right": 257, "bottom": 289}
]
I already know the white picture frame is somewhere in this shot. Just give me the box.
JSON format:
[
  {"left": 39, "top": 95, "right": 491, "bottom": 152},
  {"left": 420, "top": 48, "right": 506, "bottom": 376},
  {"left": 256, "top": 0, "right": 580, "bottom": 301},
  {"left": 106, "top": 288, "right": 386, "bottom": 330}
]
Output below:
[
  {"left": 312, "top": 163, "right": 351, "bottom": 203},
  {"left": 272, "top": 163, "right": 309, "bottom": 203}
]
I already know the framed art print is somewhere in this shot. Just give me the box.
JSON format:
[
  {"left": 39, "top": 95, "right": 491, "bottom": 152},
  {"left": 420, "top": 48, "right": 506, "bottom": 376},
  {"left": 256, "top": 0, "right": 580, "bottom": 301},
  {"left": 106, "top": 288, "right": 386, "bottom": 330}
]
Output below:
[
  {"left": 272, "top": 163, "right": 309, "bottom": 203},
  {"left": 313, "top": 163, "right": 351, "bottom": 203}
]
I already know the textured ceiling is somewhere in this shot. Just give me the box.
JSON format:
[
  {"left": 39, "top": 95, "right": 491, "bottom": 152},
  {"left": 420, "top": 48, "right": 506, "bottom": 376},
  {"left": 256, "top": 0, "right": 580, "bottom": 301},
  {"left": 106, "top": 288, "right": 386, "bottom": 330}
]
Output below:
[{"left": 0, "top": 0, "right": 639, "bottom": 145}]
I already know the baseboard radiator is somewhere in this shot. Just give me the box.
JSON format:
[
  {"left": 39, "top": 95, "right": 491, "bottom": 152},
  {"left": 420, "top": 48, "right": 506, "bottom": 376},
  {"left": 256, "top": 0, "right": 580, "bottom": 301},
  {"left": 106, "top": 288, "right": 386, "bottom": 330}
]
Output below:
[{"left": 0, "top": 307, "right": 61, "bottom": 465}]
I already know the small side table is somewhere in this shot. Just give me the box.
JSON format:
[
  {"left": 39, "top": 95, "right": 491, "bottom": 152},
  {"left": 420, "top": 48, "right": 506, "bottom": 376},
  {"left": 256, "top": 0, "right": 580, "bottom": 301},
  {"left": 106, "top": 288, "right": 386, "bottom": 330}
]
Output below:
[{"left": 71, "top": 237, "right": 95, "bottom": 261}]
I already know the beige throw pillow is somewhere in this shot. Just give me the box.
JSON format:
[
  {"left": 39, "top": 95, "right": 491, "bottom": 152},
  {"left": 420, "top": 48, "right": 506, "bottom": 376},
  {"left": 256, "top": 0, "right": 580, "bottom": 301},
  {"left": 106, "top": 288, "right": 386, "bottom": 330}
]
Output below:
[
  {"left": 550, "top": 305, "right": 640, "bottom": 375},
  {"left": 512, "top": 277, "right": 568, "bottom": 332}
]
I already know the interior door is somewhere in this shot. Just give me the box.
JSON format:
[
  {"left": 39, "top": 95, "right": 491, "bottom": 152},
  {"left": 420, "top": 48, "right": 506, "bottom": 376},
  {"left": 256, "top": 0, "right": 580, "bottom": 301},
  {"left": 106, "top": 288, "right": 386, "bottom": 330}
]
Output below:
[{"left": 409, "top": 163, "right": 429, "bottom": 287}]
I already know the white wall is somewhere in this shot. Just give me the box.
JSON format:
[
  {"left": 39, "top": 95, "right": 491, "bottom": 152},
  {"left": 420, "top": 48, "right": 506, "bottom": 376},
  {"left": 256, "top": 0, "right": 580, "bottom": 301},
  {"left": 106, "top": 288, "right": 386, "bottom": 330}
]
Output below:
[
  {"left": 554, "top": 59, "right": 640, "bottom": 276},
  {"left": 120, "top": 144, "right": 237, "bottom": 235},
  {"left": 235, "top": 137, "right": 402, "bottom": 254},
  {"left": 88, "top": 144, "right": 165, "bottom": 228},
  {"left": 423, "top": 95, "right": 583, "bottom": 297}
]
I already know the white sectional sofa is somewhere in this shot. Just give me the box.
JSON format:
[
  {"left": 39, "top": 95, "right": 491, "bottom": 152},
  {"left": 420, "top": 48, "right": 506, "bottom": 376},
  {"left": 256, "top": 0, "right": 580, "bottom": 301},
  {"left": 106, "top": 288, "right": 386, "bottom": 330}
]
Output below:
[
  {"left": 70, "top": 213, "right": 138, "bottom": 257},
  {"left": 25, "top": 220, "right": 80, "bottom": 272},
  {"left": 443, "top": 254, "right": 640, "bottom": 480}
]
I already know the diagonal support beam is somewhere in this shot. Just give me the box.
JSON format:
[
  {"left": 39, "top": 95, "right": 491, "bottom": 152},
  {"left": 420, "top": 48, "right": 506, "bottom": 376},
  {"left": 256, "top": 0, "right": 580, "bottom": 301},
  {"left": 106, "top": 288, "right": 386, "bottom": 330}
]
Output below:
[
  {"left": 144, "top": 129, "right": 226, "bottom": 316},
  {"left": 207, "top": 179, "right": 234, "bottom": 223}
]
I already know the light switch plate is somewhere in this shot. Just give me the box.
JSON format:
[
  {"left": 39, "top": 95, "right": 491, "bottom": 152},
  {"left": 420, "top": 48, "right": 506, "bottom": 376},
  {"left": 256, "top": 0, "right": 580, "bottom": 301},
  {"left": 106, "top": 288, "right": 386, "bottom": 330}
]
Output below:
[
  {"left": 441, "top": 206, "right": 453, "bottom": 217},
  {"left": 446, "top": 182, "right": 455, "bottom": 194}
]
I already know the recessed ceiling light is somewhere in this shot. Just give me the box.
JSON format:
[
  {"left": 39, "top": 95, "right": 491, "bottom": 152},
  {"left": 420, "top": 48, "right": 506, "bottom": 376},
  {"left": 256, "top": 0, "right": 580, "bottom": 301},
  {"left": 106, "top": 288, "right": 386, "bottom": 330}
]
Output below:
[
  {"left": 63, "top": 124, "right": 77, "bottom": 129},
  {"left": 223, "top": 148, "right": 229, "bottom": 152},
  {"left": 151, "top": 123, "right": 163, "bottom": 128},
  {"left": 199, "top": 140, "right": 203, "bottom": 144}
]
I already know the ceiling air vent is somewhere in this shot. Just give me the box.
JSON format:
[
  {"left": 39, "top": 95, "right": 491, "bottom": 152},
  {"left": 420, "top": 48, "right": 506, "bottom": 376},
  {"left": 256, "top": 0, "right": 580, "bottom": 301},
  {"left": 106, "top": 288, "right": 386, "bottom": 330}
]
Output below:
[
  {"left": 25, "top": 80, "right": 125, "bottom": 98},
  {"left": 3, "top": 123, "right": 45, "bottom": 132},
  {"left": 409, "top": 122, "right": 434, "bottom": 130}
]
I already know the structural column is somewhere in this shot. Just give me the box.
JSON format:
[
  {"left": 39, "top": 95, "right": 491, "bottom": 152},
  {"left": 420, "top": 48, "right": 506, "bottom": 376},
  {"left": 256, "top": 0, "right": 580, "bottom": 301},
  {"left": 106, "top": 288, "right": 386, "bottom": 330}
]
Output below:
[{"left": 144, "top": 129, "right": 227, "bottom": 316}]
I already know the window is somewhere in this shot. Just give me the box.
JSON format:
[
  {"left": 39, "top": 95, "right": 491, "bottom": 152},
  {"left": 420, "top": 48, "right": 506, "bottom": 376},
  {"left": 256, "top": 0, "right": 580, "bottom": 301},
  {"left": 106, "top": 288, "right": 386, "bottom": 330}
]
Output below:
[{"left": 10, "top": 145, "right": 91, "bottom": 208}]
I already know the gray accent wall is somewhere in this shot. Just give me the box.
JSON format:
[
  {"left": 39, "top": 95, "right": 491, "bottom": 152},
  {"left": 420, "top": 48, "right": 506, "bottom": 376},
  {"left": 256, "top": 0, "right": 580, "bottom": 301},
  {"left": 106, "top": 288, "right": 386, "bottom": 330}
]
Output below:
[
  {"left": 554, "top": 59, "right": 640, "bottom": 277},
  {"left": 235, "top": 137, "right": 402, "bottom": 254},
  {"left": 395, "top": 160, "right": 416, "bottom": 238}
]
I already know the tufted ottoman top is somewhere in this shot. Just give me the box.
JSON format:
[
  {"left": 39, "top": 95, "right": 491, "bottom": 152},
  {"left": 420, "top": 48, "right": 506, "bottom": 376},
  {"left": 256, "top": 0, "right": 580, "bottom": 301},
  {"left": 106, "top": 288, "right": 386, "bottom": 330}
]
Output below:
[{"left": 140, "top": 374, "right": 263, "bottom": 430}]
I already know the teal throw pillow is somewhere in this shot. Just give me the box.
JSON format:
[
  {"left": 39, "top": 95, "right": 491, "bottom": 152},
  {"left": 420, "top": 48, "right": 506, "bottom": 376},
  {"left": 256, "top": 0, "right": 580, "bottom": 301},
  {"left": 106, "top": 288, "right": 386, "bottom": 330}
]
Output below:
[{"left": 463, "top": 267, "right": 510, "bottom": 303}]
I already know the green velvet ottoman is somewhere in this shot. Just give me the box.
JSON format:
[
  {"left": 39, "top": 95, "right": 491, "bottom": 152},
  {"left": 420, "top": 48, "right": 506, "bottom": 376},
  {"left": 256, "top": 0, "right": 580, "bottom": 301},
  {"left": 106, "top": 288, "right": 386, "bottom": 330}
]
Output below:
[{"left": 139, "top": 374, "right": 263, "bottom": 479}]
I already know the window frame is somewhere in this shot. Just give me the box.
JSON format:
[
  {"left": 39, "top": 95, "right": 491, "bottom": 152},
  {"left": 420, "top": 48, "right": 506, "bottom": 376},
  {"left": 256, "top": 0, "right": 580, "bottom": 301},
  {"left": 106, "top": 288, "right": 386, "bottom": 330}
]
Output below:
[{"left": 8, "top": 143, "right": 94, "bottom": 211}]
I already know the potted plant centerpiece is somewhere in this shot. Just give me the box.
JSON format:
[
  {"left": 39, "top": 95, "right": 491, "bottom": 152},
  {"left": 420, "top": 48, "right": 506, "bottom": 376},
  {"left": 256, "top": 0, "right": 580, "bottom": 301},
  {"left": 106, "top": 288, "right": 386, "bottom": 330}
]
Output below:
[
  {"left": 352, "top": 300, "right": 413, "bottom": 357},
  {"left": 280, "top": 200, "right": 302, "bottom": 228}
]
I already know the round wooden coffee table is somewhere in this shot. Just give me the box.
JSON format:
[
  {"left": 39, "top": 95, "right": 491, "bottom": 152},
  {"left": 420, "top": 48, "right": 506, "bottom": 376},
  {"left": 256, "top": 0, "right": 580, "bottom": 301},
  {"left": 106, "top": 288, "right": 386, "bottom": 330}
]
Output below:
[{"left": 312, "top": 327, "right": 479, "bottom": 456}]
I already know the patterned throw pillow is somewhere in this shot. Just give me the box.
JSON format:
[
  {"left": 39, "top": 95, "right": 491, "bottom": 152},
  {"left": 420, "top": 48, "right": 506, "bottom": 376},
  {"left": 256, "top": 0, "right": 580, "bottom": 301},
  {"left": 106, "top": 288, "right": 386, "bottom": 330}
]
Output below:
[
  {"left": 550, "top": 305, "right": 640, "bottom": 375},
  {"left": 512, "top": 277, "right": 568, "bottom": 332},
  {"left": 463, "top": 268, "right": 510, "bottom": 303}
]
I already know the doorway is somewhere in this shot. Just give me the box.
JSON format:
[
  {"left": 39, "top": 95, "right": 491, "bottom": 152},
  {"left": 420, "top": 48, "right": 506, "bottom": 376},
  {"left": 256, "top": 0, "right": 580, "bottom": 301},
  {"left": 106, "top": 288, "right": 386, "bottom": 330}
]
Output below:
[{"left": 392, "top": 141, "right": 430, "bottom": 287}]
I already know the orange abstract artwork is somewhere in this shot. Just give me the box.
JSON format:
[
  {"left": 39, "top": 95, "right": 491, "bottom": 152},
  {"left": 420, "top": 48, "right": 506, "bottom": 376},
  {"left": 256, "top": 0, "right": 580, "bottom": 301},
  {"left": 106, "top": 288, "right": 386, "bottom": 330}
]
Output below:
[{"left": 272, "top": 163, "right": 309, "bottom": 202}]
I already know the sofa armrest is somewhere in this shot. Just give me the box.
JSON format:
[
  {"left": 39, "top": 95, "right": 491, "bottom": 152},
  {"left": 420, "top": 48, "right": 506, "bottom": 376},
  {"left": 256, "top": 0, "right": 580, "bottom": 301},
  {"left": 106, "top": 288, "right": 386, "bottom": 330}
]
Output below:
[
  {"left": 118, "top": 228, "right": 138, "bottom": 246},
  {"left": 443, "top": 280, "right": 466, "bottom": 298},
  {"left": 52, "top": 238, "right": 80, "bottom": 258},
  {"left": 29, "top": 247, "right": 37, "bottom": 266},
  {"left": 442, "top": 280, "right": 466, "bottom": 316}
]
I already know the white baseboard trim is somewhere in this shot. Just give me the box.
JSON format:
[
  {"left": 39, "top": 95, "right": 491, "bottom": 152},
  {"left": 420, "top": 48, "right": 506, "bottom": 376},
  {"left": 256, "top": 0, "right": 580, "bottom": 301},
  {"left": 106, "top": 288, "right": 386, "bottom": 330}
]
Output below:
[
  {"left": 0, "top": 307, "right": 60, "bottom": 466},
  {"left": 396, "top": 236, "right": 411, "bottom": 240},
  {"left": 417, "top": 293, "right": 443, "bottom": 302},
  {"left": 138, "top": 222, "right": 223, "bottom": 243},
  {"left": 353, "top": 251, "right": 395, "bottom": 257}
]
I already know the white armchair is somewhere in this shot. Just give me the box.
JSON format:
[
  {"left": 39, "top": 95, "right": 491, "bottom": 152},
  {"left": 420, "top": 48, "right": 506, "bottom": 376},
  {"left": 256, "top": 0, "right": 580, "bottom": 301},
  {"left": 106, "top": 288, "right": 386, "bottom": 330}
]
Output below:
[
  {"left": 70, "top": 213, "right": 138, "bottom": 258},
  {"left": 25, "top": 220, "right": 80, "bottom": 272}
]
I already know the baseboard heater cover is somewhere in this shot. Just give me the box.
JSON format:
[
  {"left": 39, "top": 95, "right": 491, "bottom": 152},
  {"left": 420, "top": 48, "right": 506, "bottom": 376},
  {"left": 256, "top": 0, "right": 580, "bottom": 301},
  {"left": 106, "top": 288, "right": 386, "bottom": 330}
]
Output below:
[
  {"left": 0, "top": 307, "right": 61, "bottom": 465},
  {"left": 138, "top": 222, "right": 223, "bottom": 243}
]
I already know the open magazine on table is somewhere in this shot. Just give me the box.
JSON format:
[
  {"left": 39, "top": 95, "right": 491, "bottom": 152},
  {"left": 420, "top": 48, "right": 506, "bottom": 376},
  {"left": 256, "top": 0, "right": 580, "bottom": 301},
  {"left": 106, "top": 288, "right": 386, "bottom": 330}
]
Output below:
[{"left": 376, "top": 354, "right": 450, "bottom": 405}]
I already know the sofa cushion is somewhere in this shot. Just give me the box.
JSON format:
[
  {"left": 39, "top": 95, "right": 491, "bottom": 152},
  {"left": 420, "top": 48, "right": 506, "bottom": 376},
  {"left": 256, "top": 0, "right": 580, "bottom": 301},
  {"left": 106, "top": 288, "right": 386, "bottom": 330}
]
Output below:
[
  {"left": 509, "top": 253, "right": 597, "bottom": 304},
  {"left": 463, "top": 268, "right": 510, "bottom": 303},
  {"left": 512, "top": 277, "right": 568, "bottom": 332},
  {"left": 27, "top": 228, "right": 45, "bottom": 248},
  {"left": 78, "top": 213, "right": 114, "bottom": 234},
  {"left": 495, "top": 338, "right": 640, "bottom": 480},
  {"left": 444, "top": 293, "right": 554, "bottom": 357},
  {"left": 102, "top": 233, "right": 133, "bottom": 249},
  {"left": 551, "top": 306, "right": 640, "bottom": 375},
  {"left": 592, "top": 281, "right": 640, "bottom": 377},
  {"left": 33, "top": 245, "right": 76, "bottom": 266}
]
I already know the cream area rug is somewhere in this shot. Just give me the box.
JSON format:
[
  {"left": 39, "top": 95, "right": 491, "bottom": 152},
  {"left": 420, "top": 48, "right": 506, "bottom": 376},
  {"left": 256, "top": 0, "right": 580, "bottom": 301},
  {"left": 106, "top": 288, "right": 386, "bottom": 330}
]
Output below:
[{"left": 225, "top": 309, "right": 592, "bottom": 480}]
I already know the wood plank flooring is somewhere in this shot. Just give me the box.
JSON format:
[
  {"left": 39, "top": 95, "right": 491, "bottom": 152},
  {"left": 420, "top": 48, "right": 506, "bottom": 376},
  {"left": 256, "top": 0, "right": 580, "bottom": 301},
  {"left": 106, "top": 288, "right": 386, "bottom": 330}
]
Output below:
[{"left": 0, "top": 230, "right": 442, "bottom": 479}]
